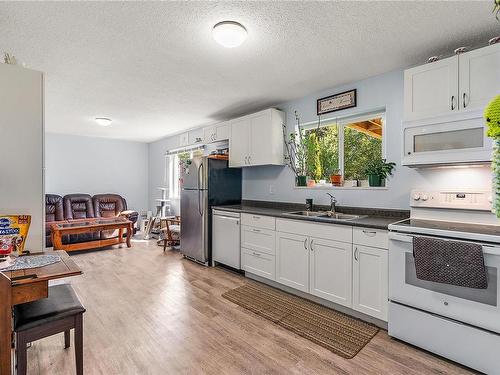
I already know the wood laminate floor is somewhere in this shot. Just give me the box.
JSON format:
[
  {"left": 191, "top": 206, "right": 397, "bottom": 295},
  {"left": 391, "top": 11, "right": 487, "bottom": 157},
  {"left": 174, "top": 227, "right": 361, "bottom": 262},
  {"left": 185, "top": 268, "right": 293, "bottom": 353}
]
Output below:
[{"left": 27, "top": 239, "right": 475, "bottom": 375}]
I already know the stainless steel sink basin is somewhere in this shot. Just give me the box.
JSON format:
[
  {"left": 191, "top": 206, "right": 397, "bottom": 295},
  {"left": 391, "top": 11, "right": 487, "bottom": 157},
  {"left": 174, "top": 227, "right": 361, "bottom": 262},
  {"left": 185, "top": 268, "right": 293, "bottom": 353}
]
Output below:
[
  {"left": 285, "top": 211, "right": 328, "bottom": 217},
  {"left": 285, "top": 211, "right": 363, "bottom": 221}
]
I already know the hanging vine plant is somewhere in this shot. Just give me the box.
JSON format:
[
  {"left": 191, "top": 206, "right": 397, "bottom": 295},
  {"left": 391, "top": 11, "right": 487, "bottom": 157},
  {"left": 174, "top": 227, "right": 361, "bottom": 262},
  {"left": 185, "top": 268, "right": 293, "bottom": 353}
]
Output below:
[{"left": 485, "top": 95, "right": 500, "bottom": 217}]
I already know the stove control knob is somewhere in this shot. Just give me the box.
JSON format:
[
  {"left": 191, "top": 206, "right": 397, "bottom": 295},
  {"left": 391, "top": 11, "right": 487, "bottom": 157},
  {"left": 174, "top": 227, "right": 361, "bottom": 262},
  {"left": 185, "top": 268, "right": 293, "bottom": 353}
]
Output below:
[
  {"left": 413, "top": 193, "right": 421, "bottom": 201},
  {"left": 421, "top": 194, "right": 429, "bottom": 201}
]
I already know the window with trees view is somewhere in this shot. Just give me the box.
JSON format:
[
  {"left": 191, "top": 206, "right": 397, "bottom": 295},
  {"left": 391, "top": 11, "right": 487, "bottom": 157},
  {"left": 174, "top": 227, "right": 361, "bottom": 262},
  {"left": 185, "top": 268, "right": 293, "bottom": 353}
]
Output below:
[{"left": 299, "top": 113, "right": 384, "bottom": 185}]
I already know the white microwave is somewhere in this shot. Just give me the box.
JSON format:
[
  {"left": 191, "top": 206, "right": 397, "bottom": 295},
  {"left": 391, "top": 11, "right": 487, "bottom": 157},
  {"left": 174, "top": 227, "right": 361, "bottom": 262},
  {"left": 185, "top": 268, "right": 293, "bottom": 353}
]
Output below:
[{"left": 402, "top": 110, "right": 492, "bottom": 167}]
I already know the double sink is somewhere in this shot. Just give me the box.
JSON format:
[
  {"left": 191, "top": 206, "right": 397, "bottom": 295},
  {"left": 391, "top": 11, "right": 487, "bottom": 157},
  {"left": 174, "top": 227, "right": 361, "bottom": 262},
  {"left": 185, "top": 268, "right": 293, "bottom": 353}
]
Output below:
[{"left": 284, "top": 210, "right": 365, "bottom": 221}]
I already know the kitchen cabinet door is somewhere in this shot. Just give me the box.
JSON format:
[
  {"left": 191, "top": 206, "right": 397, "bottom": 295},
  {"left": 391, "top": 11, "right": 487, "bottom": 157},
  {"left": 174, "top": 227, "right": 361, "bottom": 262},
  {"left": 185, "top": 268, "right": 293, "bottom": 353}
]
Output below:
[
  {"left": 179, "top": 132, "right": 189, "bottom": 147},
  {"left": 203, "top": 126, "right": 216, "bottom": 143},
  {"left": 352, "top": 245, "right": 388, "bottom": 321},
  {"left": 276, "top": 232, "right": 309, "bottom": 292},
  {"left": 310, "top": 237, "right": 352, "bottom": 307},
  {"left": 404, "top": 55, "right": 459, "bottom": 121},
  {"left": 215, "top": 122, "right": 230, "bottom": 141},
  {"left": 249, "top": 109, "right": 284, "bottom": 166},
  {"left": 459, "top": 43, "right": 500, "bottom": 112},
  {"left": 229, "top": 117, "right": 251, "bottom": 167}
]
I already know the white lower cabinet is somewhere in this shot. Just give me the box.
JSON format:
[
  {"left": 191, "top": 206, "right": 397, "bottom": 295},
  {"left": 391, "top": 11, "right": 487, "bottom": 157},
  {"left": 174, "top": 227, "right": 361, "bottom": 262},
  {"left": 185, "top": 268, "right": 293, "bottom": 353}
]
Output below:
[
  {"left": 310, "top": 238, "right": 352, "bottom": 307},
  {"left": 352, "top": 245, "right": 388, "bottom": 321},
  {"left": 276, "top": 232, "right": 309, "bottom": 292},
  {"left": 241, "top": 248, "right": 275, "bottom": 280}
]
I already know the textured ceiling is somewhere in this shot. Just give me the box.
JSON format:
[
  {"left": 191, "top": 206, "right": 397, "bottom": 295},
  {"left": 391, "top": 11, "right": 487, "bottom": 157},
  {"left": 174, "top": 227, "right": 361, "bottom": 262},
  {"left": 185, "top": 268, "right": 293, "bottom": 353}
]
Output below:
[{"left": 0, "top": 1, "right": 498, "bottom": 142}]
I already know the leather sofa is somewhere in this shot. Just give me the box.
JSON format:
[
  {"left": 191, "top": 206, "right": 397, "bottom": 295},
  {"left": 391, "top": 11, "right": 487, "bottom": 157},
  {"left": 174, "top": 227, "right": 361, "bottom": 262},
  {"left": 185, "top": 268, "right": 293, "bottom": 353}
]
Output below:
[{"left": 45, "top": 193, "right": 138, "bottom": 248}]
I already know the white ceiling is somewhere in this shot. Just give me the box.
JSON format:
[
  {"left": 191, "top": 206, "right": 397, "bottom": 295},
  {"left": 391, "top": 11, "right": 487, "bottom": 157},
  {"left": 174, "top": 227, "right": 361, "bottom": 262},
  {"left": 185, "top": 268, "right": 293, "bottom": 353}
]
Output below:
[{"left": 1, "top": 2, "right": 498, "bottom": 143}]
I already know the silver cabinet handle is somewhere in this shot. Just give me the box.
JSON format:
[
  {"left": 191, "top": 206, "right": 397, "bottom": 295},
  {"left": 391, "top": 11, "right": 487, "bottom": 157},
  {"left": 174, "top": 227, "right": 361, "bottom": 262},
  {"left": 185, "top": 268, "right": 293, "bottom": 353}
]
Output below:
[
  {"left": 253, "top": 216, "right": 260, "bottom": 220},
  {"left": 362, "top": 230, "right": 377, "bottom": 237},
  {"left": 310, "top": 239, "right": 314, "bottom": 251},
  {"left": 252, "top": 252, "right": 261, "bottom": 257},
  {"left": 463, "top": 92, "right": 467, "bottom": 108},
  {"left": 451, "top": 95, "right": 455, "bottom": 110},
  {"left": 252, "top": 228, "right": 261, "bottom": 233},
  {"left": 303, "top": 238, "right": 308, "bottom": 250},
  {"left": 354, "top": 247, "right": 359, "bottom": 261}
]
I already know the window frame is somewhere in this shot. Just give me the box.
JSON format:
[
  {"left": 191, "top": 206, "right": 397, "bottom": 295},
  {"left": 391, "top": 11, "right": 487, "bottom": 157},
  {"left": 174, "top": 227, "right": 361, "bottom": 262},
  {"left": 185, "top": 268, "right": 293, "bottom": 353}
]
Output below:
[
  {"left": 299, "top": 109, "right": 386, "bottom": 184},
  {"left": 164, "top": 154, "right": 180, "bottom": 199}
]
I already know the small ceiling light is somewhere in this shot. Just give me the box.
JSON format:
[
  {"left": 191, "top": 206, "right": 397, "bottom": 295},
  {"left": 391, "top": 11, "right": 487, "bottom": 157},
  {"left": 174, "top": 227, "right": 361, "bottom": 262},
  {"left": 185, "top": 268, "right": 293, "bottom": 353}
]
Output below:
[
  {"left": 212, "top": 21, "right": 247, "bottom": 48},
  {"left": 95, "top": 117, "right": 112, "bottom": 126}
]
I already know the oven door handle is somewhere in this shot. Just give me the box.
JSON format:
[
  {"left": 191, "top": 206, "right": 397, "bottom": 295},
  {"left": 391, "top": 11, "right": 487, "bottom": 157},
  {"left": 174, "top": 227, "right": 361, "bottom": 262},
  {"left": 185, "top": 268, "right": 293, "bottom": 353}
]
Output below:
[{"left": 389, "top": 231, "right": 500, "bottom": 255}]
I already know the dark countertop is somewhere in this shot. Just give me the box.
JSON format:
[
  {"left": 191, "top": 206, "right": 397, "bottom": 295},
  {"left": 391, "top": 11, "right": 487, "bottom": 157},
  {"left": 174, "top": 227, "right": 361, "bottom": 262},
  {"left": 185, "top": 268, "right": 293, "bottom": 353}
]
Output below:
[{"left": 212, "top": 201, "right": 409, "bottom": 230}]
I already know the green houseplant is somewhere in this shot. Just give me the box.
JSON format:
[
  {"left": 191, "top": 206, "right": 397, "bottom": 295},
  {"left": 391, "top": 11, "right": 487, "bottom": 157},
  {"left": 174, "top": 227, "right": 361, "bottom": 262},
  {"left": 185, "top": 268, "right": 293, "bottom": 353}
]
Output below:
[
  {"left": 305, "top": 132, "right": 322, "bottom": 182},
  {"left": 364, "top": 158, "right": 396, "bottom": 187}
]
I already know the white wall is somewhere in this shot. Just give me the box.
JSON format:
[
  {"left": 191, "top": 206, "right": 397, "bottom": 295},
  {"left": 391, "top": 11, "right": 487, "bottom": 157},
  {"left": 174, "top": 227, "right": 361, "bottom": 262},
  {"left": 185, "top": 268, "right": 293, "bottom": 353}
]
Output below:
[
  {"left": 148, "top": 69, "right": 492, "bottom": 210},
  {"left": 45, "top": 133, "right": 149, "bottom": 212}
]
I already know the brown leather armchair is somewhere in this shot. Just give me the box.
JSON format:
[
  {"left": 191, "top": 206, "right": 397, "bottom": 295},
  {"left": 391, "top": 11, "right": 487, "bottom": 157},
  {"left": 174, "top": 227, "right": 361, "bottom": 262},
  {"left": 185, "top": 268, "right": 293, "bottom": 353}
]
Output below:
[
  {"left": 93, "top": 194, "right": 138, "bottom": 235},
  {"left": 45, "top": 194, "right": 64, "bottom": 248},
  {"left": 63, "top": 194, "right": 99, "bottom": 244}
]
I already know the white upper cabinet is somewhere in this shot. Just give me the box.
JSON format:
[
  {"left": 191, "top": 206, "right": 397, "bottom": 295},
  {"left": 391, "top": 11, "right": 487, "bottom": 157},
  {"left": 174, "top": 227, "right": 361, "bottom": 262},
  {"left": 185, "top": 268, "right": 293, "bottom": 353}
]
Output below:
[
  {"left": 459, "top": 43, "right": 500, "bottom": 112},
  {"left": 229, "top": 117, "right": 251, "bottom": 167},
  {"left": 404, "top": 55, "right": 459, "bottom": 121},
  {"left": 404, "top": 44, "right": 500, "bottom": 121},
  {"left": 310, "top": 238, "right": 352, "bottom": 307},
  {"left": 204, "top": 121, "right": 231, "bottom": 144},
  {"left": 188, "top": 127, "right": 204, "bottom": 145},
  {"left": 179, "top": 132, "right": 189, "bottom": 147},
  {"left": 229, "top": 108, "right": 285, "bottom": 167}
]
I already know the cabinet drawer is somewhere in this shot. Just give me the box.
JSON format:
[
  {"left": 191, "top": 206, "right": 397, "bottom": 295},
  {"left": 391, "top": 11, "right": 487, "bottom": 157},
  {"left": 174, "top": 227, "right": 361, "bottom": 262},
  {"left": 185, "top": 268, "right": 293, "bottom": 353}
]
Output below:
[
  {"left": 353, "top": 227, "right": 388, "bottom": 249},
  {"left": 241, "top": 248, "right": 275, "bottom": 281},
  {"left": 241, "top": 213, "right": 275, "bottom": 230},
  {"left": 241, "top": 225, "right": 275, "bottom": 255},
  {"left": 276, "top": 218, "right": 351, "bottom": 244}
]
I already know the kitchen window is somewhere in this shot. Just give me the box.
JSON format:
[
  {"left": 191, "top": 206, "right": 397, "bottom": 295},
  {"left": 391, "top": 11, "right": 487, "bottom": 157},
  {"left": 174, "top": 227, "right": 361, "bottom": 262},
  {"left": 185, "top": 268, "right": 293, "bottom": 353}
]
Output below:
[
  {"left": 165, "top": 153, "right": 181, "bottom": 199},
  {"left": 299, "top": 111, "right": 385, "bottom": 187}
]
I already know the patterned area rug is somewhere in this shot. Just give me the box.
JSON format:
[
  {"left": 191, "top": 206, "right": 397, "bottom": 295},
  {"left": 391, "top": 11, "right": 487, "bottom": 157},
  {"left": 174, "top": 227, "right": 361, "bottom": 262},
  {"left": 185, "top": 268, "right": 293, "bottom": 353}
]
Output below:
[{"left": 222, "top": 282, "right": 379, "bottom": 359}]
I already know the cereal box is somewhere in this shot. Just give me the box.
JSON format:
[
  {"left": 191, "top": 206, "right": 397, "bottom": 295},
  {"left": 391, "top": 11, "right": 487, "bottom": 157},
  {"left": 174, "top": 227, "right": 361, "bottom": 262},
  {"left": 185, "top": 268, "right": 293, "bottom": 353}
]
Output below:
[{"left": 0, "top": 215, "right": 31, "bottom": 256}]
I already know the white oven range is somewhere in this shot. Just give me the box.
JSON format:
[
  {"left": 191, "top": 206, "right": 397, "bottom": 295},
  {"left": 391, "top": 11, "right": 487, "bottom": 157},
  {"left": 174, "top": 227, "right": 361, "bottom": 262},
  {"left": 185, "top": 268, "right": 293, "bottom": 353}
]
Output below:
[{"left": 388, "top": 190, "right": 500, "bottom": 374}]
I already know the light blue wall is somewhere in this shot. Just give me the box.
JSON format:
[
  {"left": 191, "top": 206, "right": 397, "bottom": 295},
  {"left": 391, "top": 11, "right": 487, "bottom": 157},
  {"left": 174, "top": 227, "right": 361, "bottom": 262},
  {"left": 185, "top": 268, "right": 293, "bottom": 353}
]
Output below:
[
  {"left": 45, "top": 133, "right": 149, "bottom": 212},
  {"left": 148, "top": 69, "right": 492, "bottom": 211}
]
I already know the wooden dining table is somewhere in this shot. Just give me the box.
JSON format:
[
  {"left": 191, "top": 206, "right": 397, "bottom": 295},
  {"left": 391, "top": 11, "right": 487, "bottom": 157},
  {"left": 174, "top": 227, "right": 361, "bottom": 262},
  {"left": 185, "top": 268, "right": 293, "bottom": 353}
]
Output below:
[{"left": 0, "top": 251, "right": 82, "bottom": 375}]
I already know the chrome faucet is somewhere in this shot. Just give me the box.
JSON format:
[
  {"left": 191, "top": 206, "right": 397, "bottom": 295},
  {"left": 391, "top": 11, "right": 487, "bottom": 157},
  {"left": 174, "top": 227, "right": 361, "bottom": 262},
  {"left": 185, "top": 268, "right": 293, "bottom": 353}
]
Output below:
[{"left": 326, "top": 193, "right": 337, "bottom": 213}]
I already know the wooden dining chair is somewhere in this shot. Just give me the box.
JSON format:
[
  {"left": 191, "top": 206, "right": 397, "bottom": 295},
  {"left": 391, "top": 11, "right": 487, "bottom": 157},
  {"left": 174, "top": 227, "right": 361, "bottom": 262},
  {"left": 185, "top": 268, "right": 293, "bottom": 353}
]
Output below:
[
  {"left": 160, "top": 216, "right": 181, "bottom": 251},
  {"left": 14, "top": 284, "right": 85, "bottom": 375}
]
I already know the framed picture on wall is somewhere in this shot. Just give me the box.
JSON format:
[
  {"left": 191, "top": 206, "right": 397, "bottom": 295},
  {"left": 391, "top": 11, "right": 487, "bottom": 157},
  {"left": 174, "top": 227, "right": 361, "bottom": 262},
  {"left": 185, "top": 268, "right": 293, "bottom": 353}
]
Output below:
[{"left": 317, "top": 89, "right": 357, "bottom": 115}]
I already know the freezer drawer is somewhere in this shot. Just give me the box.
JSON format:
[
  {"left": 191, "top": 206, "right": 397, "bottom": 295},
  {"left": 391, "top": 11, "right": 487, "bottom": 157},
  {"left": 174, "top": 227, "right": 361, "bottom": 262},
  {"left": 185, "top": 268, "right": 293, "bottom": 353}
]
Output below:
[{"left": 212, "top": 212, "right": 241, "bottom": 269}]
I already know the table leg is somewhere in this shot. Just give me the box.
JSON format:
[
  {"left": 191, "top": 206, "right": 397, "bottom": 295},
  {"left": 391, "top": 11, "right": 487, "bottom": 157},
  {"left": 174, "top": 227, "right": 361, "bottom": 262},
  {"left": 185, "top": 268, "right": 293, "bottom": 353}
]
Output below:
[
  {"left": 53, "top": 230, "right": 63, "bottom": 251},
  {"left": 126, "top": 223, "right": 132, "bottom": 248},
  {"left": 118, "top": 228, "right": 124, "bottom": 245},
  {"left": 0, "top": 273, "right": 12, "bottom": 375}
]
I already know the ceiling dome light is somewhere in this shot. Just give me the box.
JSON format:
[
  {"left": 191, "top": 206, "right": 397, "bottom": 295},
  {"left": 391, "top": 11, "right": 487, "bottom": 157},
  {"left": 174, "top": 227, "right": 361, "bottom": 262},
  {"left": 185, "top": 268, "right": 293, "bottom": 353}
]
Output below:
[
  {"left": 212, "top": 21, "right": 247, "bottom": 48},
  {"left": 95, "top": 117, "right": 112, "bottom": 126}
]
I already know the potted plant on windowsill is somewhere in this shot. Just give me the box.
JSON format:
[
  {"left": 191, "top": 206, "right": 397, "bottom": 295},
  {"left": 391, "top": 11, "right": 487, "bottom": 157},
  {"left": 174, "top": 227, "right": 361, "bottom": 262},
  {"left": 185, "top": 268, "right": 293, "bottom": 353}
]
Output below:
[
  {"left": 364, "top": 158, "right": 396, "bottom": 187},
  {"left": 283, "top": 113, "right": 308, "bottom": 186},
  {"left": 328, "top": 169, "right": 342, "bottom": 186}
]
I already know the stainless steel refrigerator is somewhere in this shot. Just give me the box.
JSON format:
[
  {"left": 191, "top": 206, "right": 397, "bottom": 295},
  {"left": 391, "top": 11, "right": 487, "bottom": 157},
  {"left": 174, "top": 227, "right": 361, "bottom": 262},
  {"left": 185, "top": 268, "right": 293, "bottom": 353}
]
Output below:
[{"left": 180, "top": 156, "right": 241, "bottom": 265}]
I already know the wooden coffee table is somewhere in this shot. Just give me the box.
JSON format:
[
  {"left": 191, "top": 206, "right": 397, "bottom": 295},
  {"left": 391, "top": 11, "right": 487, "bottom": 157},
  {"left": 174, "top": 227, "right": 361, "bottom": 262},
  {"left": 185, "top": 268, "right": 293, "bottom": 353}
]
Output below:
[{"left": 51, "top": 217, "right": 133, "bottom": 252}]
